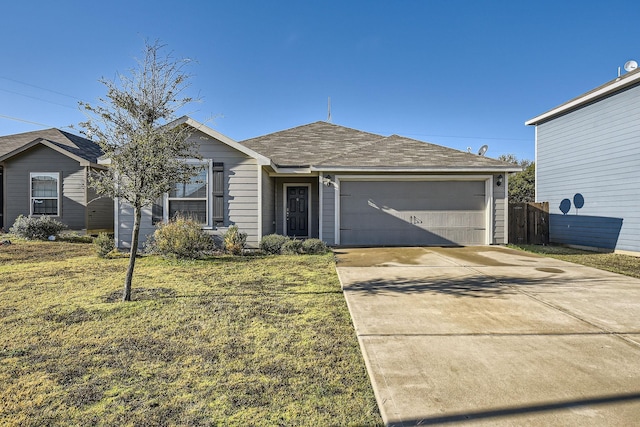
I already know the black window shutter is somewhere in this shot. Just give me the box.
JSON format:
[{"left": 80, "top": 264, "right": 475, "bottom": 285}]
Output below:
[
  {"left": 152, "top": 197, "right": 164, "bottom": 225},
  {"left": 212, "top": 162, "right": 224, "bottom": 226}
]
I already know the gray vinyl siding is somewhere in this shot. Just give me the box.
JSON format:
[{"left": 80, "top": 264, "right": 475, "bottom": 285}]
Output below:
[
  {"left": 261, "top": 169, "right": 275, "bottom": 236},
  {"left": 3, "top": 145, "right": 88, "bottom": 229},
  {"left": 321, "top": 181, "right": 336, "bottom": 245},
  {"left": 536, "top": 83, "right": 640, "bottom": 252},
  {"left": 117, "top": 130, "right": 260, "bottom": 249},
  {"left": 226, "top": 160, "right": 259, "bottom": 246},
  {"left": 493, "top": 174, "right": 506, "bottom": 244},
  {"left": 117, "top": 201, "right": 158, "bottom": 250},
  {"left": 86, "top": 169, "right": 114, "bottom": 231},
  {"left": 274, "top": 177, "right": 319, "bottom": 238}
]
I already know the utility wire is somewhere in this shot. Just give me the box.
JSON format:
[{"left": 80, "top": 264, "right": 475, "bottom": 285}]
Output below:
[
  {"left": 0, "top": 88, "right": 78, "bottom": 110},
  {"left": 0, "top": 76, "right": 532, "bottom": 143},
  {"left": 0, "top": 114, "right": 54, "bottom": 128},
  {"left": 0, "top": 76, "right": 82, "bottom": 100}
]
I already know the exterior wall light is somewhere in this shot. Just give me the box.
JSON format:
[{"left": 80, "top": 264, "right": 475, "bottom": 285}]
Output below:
[
  {"left": 324, "top": 175, "right": 332, "bottom": 187},
  {"left": 496, "top": 174, "right": 503, "bottom": 186}
]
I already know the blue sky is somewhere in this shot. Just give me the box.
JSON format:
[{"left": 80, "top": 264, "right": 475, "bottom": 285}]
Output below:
[{"left": 2, "top": 0, "right": 639, "bottom": 161}]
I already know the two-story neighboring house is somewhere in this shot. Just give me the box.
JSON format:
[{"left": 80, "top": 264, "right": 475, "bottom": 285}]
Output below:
[{"left": 526, "top": 67, "right": 640, "bottom": 254}]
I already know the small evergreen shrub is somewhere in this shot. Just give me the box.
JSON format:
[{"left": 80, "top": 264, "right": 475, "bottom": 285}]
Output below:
[
  {"left": 9, "top": 215, "right": 67, "bottom": 240},
  {"left": 223, "top": 225, "right": 247, "bottom": 255},
  {"left": 150, "top": 216, "right": 215, "bottom": 259},
  {"left": 301, "top": 238, "right": 328, "bottom": 254},
  {"left": 94, "top": 233, "right": 115, "bottom": 258},
  {"left": 259, "top": 234, "right": 289, "bottom": 254},
  {"left": 281, "top": 238, "right": 303, "bottom": 255}
]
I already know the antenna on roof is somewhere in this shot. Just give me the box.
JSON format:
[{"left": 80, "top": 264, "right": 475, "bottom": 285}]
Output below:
[
  {"left": 478, "top": 145, "right": 488, "bottom": 156},
  {"left": 327, "top": 97, "right": 332, "bottom": 123}
]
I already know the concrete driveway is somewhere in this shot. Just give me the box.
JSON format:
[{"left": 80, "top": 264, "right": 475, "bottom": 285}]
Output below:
[{"left": 335, "top": 246, "right": 640, "bottom": 426}]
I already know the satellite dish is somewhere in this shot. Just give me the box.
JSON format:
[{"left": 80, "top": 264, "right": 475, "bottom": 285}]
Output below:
[
  {"left": 624, "top": 60, "right": 638, "bottom": 72},
  {"left": 477, "top": 145, "right": 488, "bottom": 156}
]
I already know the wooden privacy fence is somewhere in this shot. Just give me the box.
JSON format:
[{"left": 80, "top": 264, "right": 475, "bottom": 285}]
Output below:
[{"left": 508, "top": 202, "right": 549, "bottom": 245}]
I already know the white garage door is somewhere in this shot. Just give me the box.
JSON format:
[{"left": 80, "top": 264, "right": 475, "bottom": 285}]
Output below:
[{"left": 340, "top": 180, "right": 487, "bottom": 246}]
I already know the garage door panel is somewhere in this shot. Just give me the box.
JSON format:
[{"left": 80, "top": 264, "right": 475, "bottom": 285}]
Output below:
[
  {"left": 340, "top": 180, "right": 487, "bottom": 246},
  {"left": 341, "top": 210, "right": 485, "bottom": 228},
  {"left": 341, "top": 229, "right": 460, "bottom": 246}
]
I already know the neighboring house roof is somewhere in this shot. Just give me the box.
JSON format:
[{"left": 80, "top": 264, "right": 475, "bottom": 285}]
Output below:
[
  {"left": 240, "top": 121, "right": 518, "bottom": 171},
  {"left": 526, "top": 67, "right": 640, "bottom": 126},
  {"left": 0, "top": 128, "right": 103, "bottom": 165}
]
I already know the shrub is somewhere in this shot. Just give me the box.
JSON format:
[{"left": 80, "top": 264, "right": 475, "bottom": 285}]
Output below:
[
  {"left": 223, "top": 225, "right": 247, "bottom": 255},
  {"left": 94, "top": 233, "right": 115, "bottom": 258},
  {"left": 301, "top": 238, "right": 328, "bottom": 254},
  {"left": 259, "top": 234, "right": 289, "bottom": 254},
  {"left": 150, "top": 216, "right": 215, "bottom": 259},
  {"left": 281, "top": 238, "right": 303, "bottom": 255},
  {"left": 9, "top": 215, "right": 67, "bottom": 240}
]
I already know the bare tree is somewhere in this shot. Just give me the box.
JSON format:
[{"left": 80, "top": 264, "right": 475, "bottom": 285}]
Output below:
[{"left": 80, "top": 41, "right": 200, "bottom": 301}]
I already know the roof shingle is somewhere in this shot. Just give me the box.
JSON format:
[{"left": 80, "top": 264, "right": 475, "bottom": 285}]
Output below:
[
  {"left": 240, "top": 121, "right": 515, "bottom": 169},
  {"left": 0, "top": 128, "right": 102, "bottom": 163}
]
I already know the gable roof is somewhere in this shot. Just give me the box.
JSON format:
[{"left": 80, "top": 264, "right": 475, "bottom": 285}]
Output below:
[
  {"left": 0, "top": 128, "right": 103, "bottom": 165},
  {"left": 526, "top": 67, "right": 640, "bottom": 126},
  {"left": 240, "top": 121, "right": 518, "bottom": 171},
  {"left": 167, "top": 116, "right": 271, "bottom": 165}
]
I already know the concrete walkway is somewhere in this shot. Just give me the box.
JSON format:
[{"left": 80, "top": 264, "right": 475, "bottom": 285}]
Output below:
[{"left": 336, "top": 246, "right": 640, "bottom": 426}]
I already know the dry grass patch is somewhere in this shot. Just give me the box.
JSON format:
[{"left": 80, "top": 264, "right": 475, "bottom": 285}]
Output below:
[
  {"left": 510, "top": 244, "right": 640, "bottom": 278},
  {"left": 0, "top": 240, "right": 382, "bottom": 426}
]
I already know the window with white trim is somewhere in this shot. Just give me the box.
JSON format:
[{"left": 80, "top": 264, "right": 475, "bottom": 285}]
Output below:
[
  {"left": 167, "top": 164, "right": 209, "bottom": 225},
  {"left": 30, "top": 172, "right": 60, "bottom": 216}
]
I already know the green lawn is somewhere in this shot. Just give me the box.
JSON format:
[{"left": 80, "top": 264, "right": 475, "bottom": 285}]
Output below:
[
  {"left": 0, "top": 240, "right": 382, "bottom": 426},
  {"left": 510, "top": 244, "right": 640, "bottom": 279}
]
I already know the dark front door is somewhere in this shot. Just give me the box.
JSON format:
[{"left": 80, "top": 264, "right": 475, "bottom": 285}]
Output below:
[{"left": 286, "top": 186, "right": 309, "bottom": 237}]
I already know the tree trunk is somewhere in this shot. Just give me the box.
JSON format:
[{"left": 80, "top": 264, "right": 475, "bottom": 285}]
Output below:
[{"left": 123, "top": 205, "right": 142, "bottom": 301}]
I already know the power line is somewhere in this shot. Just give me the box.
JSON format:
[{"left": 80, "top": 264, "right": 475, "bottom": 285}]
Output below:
[
  {"left": 0, "top": 76, "right": 82, "bottom": 100},
  {"left": 0, "top": 88, "right": 78, "bottom": 110},
  {"left": 0, "top": 114, "right": 54, "bottom": 128}
]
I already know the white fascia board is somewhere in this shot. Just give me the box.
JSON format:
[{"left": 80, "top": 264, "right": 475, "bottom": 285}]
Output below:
[
  {"left": 268, "top": 166, "right": 313, "bottom": 175},
  {"left": 173, "top": 116, "right": 272, "bottom": 165},
  {"left": 335, "top": 174, "right": 493, "bottom": 182},
  {"left": 525, "top": 72, "right": 640, "bottom": 125},
  {"left": 311, "top": 166, "right": 521, "bottom": 173}
]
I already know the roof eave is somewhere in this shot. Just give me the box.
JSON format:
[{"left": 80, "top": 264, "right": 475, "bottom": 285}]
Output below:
[
  {"left": 525, "top": 71, "right": 640, "bottom": 126},
  {"left": 309, "top": 166, "right": 521, "bottom": 173}
]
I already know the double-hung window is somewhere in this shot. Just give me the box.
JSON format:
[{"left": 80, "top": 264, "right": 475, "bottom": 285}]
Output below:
[
  {"left": 168, "top": 163, "right": 209, "bottom": 225},
  {"left": 152, "top": 160, "right": 224, "bottom": 227},
  {"left": 30, "top": 172, "right": 60, "bottom": 216}
]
